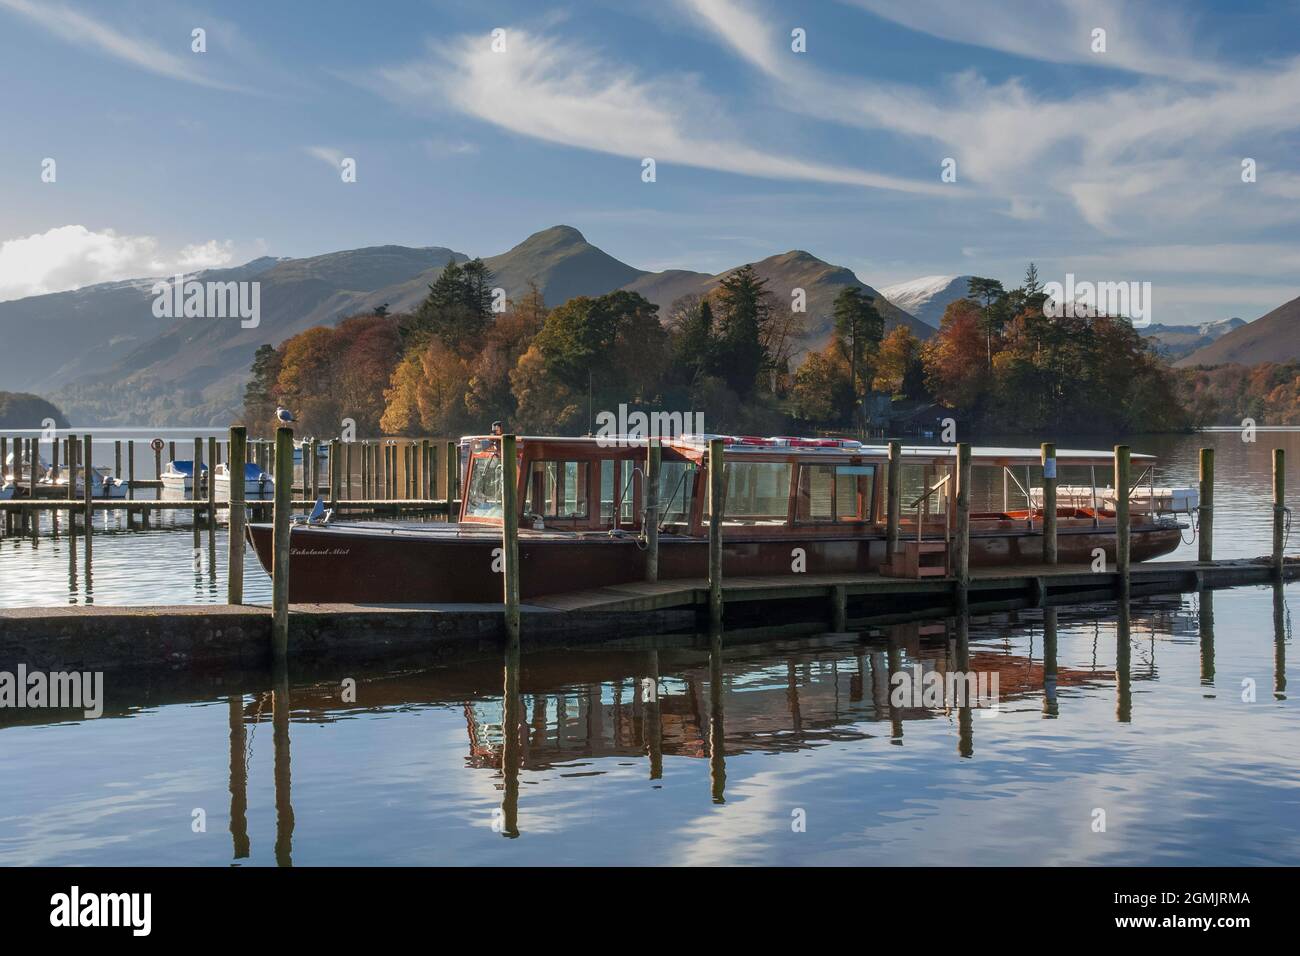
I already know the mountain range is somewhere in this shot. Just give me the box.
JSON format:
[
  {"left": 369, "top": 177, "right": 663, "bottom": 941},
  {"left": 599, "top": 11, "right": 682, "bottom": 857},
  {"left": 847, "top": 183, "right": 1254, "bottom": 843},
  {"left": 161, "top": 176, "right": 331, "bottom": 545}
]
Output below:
[
  {"left": 1141, "top": 317, "right": 1247, "bottom": 362},
  {"left": 1175, "top": 297, "right": 1300, "bottom": 367},
  {"left": 879, "top": 275, "right": 975, "bottom": 328},
  {"left": 1, "top": 225, "right": 927, "bottom": 426}
]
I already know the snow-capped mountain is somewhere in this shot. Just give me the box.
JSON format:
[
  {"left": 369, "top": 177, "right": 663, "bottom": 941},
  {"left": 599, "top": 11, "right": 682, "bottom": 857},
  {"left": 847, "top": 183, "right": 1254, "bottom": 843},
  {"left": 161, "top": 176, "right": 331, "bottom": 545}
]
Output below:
[{"left": 879, "top": 275, "right": 975, "bottom": 328}]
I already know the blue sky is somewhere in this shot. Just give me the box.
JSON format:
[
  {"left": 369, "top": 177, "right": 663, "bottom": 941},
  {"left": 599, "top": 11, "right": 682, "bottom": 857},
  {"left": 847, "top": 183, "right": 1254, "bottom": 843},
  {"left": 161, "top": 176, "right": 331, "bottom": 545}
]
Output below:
[{"left": 1, "top": 0, "right": 1297, "bottom": 324}]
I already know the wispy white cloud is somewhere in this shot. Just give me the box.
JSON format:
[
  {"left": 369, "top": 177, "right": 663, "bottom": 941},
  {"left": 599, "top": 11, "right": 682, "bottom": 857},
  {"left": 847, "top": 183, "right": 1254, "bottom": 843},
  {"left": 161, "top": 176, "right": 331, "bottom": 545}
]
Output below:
[
  {"left": 369, "top": 28, "right": 955, "bottom": 196},
  {"left": 676, "top": 0, "right": 1300, "bottom": 238},
  {"left": 0, "top": 226, "right": 236, "bottom": 302},
  {"left": 305, "top": 145, "right": 345, "bottom": 170},
  {"left": 840, "top": 0, "right": 1228, "bottom": 82},
  {"left": 0, "top": 0, "right": 248, "bottom": 92}
]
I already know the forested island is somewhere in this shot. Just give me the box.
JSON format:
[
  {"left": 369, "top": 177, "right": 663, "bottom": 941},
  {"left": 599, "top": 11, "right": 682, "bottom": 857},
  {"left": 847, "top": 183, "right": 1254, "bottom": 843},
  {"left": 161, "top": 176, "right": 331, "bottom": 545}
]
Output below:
[{"left": 241, "top": 259, "right": 1281, "bottom": 438}]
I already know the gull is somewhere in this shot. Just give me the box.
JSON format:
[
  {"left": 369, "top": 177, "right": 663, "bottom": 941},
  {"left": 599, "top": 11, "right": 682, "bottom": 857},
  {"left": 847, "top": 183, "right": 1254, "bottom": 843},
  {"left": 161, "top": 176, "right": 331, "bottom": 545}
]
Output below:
[{"left": 276, "top": 405, "right": 296, "bottom": 424}]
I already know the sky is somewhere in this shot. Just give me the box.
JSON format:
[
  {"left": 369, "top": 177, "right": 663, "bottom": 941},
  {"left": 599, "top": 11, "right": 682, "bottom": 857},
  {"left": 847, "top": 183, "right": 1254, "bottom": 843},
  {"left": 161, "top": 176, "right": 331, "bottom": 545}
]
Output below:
[{"left": 0, "top": 0, "right": 1297, "bottom": 325}]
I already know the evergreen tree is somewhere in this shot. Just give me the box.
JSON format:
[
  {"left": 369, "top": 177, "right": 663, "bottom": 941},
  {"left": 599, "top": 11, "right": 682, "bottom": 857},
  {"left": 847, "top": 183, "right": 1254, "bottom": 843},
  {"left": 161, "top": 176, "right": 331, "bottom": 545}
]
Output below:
[
  {"left": 242, "top": 343, "right": 282, "bottom": 431},
  {"left": 714, "top": 264, "right": 771, "bottom": 395},
  {"left": 832, "top": 287, "right": 885, "bottom": 407}
]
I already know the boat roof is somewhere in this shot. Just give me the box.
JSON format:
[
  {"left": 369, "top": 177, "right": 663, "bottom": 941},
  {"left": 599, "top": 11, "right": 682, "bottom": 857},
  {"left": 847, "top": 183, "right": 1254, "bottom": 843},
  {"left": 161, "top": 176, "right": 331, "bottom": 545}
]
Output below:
[{"left": 458, "top": 435, "right": 1154, "bottom": 466}]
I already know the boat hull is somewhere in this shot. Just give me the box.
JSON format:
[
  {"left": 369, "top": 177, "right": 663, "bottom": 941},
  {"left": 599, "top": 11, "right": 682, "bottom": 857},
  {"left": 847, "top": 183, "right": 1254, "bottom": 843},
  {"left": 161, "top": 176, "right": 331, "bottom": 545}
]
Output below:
[{"left": 246, "top": 521, "right": 1184, "bottom": 604}]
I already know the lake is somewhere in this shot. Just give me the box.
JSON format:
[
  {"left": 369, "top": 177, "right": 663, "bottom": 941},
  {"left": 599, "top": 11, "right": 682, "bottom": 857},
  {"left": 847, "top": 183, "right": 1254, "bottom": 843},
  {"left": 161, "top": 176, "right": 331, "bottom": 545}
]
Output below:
[{"left": 0, "top": 429, "right": 1296, "bottom": 865}]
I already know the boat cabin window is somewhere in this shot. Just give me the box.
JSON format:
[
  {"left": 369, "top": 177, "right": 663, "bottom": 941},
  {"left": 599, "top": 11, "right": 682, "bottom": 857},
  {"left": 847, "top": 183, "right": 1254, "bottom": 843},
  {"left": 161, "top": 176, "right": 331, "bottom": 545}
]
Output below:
[
  {"left": 598, "top": 460, "right": 640, "bottom": 526},
  {"left": 464, "top": 454, "right": 503, "bottom": 519},
  {"left": 657, "top": 461, "right": 696, "bottom": 527},
  {"left": 795, "top": 463, "right": 875, "bottom": 523},
  {"left": 705, "top": 460, "right": 791, "bottom": 526},
  {"left": 526, "top": 460, "right": 590, "bottom": 519}
]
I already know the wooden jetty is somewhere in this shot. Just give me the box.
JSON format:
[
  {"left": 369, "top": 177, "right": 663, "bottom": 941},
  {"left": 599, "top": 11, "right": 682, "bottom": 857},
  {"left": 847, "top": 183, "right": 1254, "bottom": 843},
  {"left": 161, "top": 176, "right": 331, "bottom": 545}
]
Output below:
[{"left": 2, "top": 429, "right": 1295, "bottom": 677}]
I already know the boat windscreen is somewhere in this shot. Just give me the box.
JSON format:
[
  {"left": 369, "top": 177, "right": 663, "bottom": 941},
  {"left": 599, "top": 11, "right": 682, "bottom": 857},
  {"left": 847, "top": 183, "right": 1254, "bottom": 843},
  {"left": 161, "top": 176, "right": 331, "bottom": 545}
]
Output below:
[{"left": 465, "top": 454, "right": 503, "bottom": 518}]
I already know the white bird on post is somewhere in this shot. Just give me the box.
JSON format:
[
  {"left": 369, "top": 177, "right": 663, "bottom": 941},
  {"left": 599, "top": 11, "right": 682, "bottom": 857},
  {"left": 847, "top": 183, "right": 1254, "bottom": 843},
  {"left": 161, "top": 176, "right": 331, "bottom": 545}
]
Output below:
[{"left": 276, "top": 406, "right": 296, "bottom": 424}]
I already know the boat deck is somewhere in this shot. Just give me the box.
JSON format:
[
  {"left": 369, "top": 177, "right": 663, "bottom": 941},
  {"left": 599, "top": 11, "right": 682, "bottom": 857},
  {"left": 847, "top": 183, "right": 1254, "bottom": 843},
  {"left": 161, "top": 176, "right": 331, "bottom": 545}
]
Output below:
[{"left": 527, "top": 559, "right": 1285, "bottom": 613}]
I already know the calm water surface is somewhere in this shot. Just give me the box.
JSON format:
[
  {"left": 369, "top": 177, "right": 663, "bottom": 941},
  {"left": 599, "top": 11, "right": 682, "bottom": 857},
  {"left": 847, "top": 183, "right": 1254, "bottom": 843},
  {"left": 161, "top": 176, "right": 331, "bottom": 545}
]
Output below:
[{"left": 0, "top": 430, "right": 1296, "bottom": 865}]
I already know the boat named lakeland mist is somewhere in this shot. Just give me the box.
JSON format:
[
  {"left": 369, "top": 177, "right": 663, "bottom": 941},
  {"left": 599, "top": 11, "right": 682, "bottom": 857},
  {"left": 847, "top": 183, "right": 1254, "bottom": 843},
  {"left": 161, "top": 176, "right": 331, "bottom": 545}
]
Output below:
[{"left": 246, "top": 433, "right": 1189, "bottom": 604}]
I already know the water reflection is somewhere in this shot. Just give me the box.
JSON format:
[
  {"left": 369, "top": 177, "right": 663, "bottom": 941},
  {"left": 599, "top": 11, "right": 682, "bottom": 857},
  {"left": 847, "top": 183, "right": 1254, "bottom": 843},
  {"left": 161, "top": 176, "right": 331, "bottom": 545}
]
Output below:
[{"left": 0, "top": 587, "right": 1294, "bottom": 865}]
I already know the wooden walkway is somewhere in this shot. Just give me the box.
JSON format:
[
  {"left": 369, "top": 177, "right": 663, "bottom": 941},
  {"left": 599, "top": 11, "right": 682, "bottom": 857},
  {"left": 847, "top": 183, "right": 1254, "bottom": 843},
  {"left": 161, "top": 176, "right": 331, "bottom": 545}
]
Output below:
[{"left": 529, "top": 559, "right": 1296, "bottom": 614}]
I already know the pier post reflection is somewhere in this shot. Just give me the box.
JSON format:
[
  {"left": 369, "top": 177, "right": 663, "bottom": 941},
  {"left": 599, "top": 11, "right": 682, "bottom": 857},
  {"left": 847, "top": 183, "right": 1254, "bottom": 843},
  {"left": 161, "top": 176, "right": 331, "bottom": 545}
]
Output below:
[
  {"left": 500, "top": 629, "right": 521, "bottom": 838},
  {"left": 645, "top": 650, "right": 662, "bottom": 781},
  {"left": 955, "top": 615, "right": 973, "bottom": 758},
  {"left": 227, "top": 695, "right": 250, "bottom": 860},
  {"left": 1273, "top": 583, "right": 1288, "bottom": 700},
  {"left": 708, "top": 628, "right": 726, "bottom": 804},
  {"left": 272, "top": 665, "right": 294, "bottom": 866},
  {"left": 1199, "top": 589, "right": 1215, "bottom": 689},
  {"left": 1042, "top": 608, "right": 1058, "bottom": 718},
  {"left": 1116, "top": 598, "right": 1132, "bottom": 723},
  {"left": 885, "top": 633, "right": 903, "bottom": 743}
]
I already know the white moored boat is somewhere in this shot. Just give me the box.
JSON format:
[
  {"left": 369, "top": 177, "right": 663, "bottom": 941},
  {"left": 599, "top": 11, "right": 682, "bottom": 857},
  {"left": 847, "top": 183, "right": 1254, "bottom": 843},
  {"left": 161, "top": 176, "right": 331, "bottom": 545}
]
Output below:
[
  {"left": 214, "top": 461, "right": 273, "bottom": 498},
  {"left": 39, "top": 467, "right": 129, "bottom": 499},
  {"left": 160, "top": 459, "right": 208, "bottom": 493}
]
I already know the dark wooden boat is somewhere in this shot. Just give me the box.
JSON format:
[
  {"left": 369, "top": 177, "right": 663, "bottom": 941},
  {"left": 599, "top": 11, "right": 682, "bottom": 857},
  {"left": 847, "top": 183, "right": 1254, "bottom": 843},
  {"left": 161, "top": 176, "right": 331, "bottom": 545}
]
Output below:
[{"left": 247, "top": 435, "right": 1188, "bottom": 604}]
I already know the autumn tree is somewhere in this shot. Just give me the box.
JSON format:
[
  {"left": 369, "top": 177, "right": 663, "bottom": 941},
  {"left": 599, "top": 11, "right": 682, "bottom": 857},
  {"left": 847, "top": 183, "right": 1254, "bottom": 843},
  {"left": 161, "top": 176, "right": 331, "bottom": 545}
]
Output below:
[
  {"left": 512, "top": 290, "right": 667, "bottom": 432},
  {"left": 791, "top": 347, "right": 852, "bottom": 426},
  {"left": 873, "top": 325, "right": 926, "bottom": 399},
  {"left": 380, "top": 338, "right": 474, "bottom": 435},
  {"left": 923, "top": 298, "right": 992, "bottom": 415}
]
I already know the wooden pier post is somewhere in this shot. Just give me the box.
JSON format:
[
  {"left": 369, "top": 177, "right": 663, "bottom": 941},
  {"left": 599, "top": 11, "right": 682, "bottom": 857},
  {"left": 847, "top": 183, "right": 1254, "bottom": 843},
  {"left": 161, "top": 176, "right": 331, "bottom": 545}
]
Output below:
[
  {"left": 345, "top": 441, "right": 353, "bottom": 500},
  {"left": 423, "top": 442, "right": 434, "bottom": 502},
  {"left": 886, "top": 440, "right": 901, "bottom": 560},
  {"left": 1041, "top": 442, "right": 1058, "bottom": 564},
  {"left": 127, "top": 440, "right": 135, "bottom": 501},
  {"left": 500, "top": 434, "right": 521, "bottom": 645},
  {"left": 360, "top": 441, "right": 369, "bottom": 499},
  {"left": 1198, "top": 447, "right": 1214, "bottom": 563},
  {"left": 645, "top": 440, "right": 660, "bottom": 582},
  {"left": 309, "top": 439, "right": 320, "bottom": 502},
  {"left": 708, "top": 437, "right": 725, "bottom": 630},
  {"left": 28, "top": 436, "right": 38, "bottom": 500},
  {"left": 66, "top": 435, "right": 76, "bottom": 502},
  {"left": 114, "top": 440, "right": 122, "bottom": 479},
  {"left": 228, "top": 426, "right": 247, "bottom": 605},
  {"left": 272, "top": 427, "right": 294, "bottom": 660},
  {"left": 330, "top": 440, "right": 341, "bottom": 512},
  {"left": 153, "top": 442, "right": 162, "bottom": 483},
  {"left": 831, "top": 583, "right": 848, "bottom": 632},
  {"left": 192, "top": 437, "right": 203, "bottom": 510},
  {"left": 445, "top": 440, "right": 457, "bottom": 522},
  {"left": 1273, "top": 448, "right": 1285, "bottom": 579},
  {"left": 954, "top": 442, "right": 972, "bottom": 608},
  {"left": 207, "top": 436, "right": 217, "bottom": 529},
  {"left": 1114, "top": 445, "right": 1131, "bottom": 585},
  {"left": 0, "top": 437, "right": 7, "bottom": 536},
  {"left": 82, "top": 435, "right": 93, "bottom": 546}
]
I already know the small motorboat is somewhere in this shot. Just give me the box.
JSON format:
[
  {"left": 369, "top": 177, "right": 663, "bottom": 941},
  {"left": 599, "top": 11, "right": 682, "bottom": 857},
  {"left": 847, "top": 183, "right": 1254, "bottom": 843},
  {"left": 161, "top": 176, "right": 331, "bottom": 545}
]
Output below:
[
  {"left": 1030, "top": 484, "right": 1198, "bottom": 515},
  {"left": 160, "top": 459, "right": 208, "bottom": 493},
  {"left": 39, "top": 466, "right": 129, "bottom": 499},
  {"left": 214, "top": 461, "right": 274, "bottom": 498},
  {"left": 247, "top": 434, "right": 1190, "bottom": 604}
]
